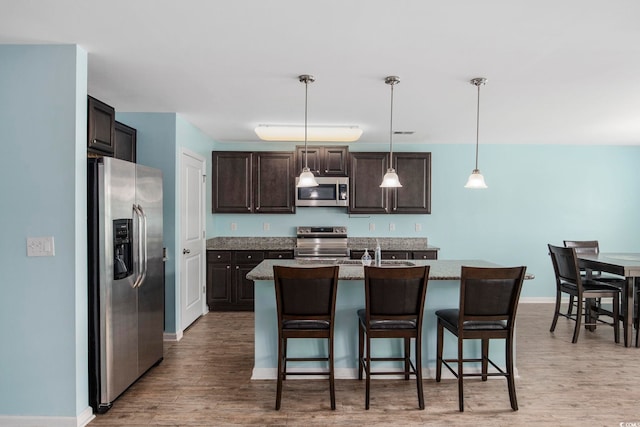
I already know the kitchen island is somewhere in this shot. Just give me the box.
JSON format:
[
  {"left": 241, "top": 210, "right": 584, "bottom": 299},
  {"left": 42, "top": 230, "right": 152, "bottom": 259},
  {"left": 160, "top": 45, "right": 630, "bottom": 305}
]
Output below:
[{"left": 247, "top": 259, "right": 532, "bottom": 380}]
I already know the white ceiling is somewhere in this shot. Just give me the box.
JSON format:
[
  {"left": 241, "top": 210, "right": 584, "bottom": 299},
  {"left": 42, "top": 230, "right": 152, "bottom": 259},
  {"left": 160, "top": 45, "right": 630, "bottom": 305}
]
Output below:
[{"left": 2, "top": 0, "right": 640, "bottom": 145}]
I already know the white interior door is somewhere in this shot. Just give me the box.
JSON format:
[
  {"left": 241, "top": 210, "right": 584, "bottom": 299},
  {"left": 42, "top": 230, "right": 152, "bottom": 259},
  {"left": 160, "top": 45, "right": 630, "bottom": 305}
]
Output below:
[{"left": 180, "top": 148, "right": 206, "bottom": 330}]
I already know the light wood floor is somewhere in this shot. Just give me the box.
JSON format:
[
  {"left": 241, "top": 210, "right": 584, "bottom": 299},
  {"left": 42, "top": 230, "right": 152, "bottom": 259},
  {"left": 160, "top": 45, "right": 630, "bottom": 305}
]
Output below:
[{"left": 88, "top": 303, "right": 639, "bottom": 426}]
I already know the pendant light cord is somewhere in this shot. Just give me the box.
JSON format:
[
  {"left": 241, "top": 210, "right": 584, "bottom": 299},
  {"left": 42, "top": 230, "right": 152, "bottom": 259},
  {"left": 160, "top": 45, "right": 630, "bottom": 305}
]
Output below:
[
  {"left": 389, "top": 81, "right": 395, "bottom": 166},
  {"left": 304, "top": 78, "right": 309, "bottom": 169},
  {"left": 475, "top": 82, "right": 480, "bottom": 170},
  {"left": 299, "top": 74, "right": 314, "bottom": 171}
]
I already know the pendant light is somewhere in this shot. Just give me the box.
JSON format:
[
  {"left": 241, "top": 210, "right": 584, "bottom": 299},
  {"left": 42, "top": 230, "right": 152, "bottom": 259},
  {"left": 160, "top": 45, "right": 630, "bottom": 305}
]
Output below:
[
  {"left": 296, "top": 74, "right": 319, "bottom": 188},
  {"left": 465, "top": 77, "right": 488, "bottom": 189},
  {"left": 380, "top": 76, "right": 402, "bottom": 188}
]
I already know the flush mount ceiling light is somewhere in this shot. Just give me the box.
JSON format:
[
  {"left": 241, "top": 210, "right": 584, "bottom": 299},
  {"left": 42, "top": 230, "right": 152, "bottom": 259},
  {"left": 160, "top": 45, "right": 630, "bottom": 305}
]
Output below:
[
  {"left": 464, "top": 77, "right": 488, "bottom": 189},
  {"left": 380, "top": 76, "right": 402, "bottom": 188},
  {"left": 296, "top": 74, "right": 319, "bottom": 188},
  {"left": 255, "top": 125, "right": 362, "bottom": 142}
]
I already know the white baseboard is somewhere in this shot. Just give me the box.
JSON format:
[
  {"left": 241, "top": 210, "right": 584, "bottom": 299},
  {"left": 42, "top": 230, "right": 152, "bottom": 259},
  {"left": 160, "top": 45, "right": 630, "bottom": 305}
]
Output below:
[
  {"left": 0, "top": 406, "right": 95, "bottom": 427},
  {"left": 163, "top": 330, "right": 183, "bottom": 342},
  {"left": 252, "top": 366, "right": 519, "bottom": 380},
  {"left": 520, "top": 297, "right": 558, "bottom": 304}
]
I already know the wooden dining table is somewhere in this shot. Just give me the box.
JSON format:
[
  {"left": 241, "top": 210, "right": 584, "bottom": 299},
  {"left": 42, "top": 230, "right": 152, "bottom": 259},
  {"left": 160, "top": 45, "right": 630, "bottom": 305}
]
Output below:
[{"left": 578, "top": 253, "right": 640, "bottom": 347}]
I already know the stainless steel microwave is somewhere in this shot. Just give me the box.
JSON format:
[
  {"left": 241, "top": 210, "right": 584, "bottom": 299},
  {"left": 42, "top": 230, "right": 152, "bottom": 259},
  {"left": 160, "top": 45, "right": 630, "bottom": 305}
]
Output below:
[{"left": 295, "top": 177, "right": 348, "bottom": 207}]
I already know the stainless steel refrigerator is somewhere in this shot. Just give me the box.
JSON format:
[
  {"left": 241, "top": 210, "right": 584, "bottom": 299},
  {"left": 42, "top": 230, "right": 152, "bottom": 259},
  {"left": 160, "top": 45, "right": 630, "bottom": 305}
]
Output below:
[{"left": 87, "top": 157, "right": 164, "bottom": 413}]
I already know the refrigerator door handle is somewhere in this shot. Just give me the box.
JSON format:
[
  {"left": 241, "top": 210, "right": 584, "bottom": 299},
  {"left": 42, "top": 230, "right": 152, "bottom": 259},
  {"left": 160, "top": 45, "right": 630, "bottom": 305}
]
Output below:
[
  {"left": 136, "top": 204, "right": 148, "bottom": 288},
  {"left": 132, "top": 204, "right": 143, "bottom": 288}
]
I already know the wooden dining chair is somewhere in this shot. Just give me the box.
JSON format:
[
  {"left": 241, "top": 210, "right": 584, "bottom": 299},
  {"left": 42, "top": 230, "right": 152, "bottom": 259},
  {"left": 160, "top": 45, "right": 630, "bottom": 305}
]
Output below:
[
  {"left": 548, "top": 244, "right": 620, "bottom": 343},
  {"left": 435, "top": 266, "right": 526, "bottom": 412},
  {"left": 272, "top": 265, "right": 339, "bottom": 410},
  {"left": 358, "top": 265, "right": 430, "bottom": 410},
  {"left": 563, "top": 240, "right": 626, "bottom": 318}
]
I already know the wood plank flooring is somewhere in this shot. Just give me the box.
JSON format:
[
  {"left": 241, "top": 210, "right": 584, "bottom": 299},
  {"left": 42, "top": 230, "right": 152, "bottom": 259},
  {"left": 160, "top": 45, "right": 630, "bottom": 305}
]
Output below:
[{"left": 88, "top": 303, "right": 640, "bottom": 426}]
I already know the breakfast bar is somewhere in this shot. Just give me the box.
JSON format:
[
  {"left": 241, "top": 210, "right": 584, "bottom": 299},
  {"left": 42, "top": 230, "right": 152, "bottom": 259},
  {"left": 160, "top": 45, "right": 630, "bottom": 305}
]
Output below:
[{"left": 247, "top": 259, "right": 532, "bottom": 380}]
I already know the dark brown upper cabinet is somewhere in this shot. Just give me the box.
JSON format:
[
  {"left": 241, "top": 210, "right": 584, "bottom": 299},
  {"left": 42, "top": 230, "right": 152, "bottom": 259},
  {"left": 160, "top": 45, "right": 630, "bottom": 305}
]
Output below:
[
  {"left": 87, "top": 96, "right": 115, "bottom": 155},
  {"left": 349, "top": 152, "right": 431, "bottom": 214},
  {"left": 296, "top": 145, "right": 348, "bottom": 177},
  {"left": 212, "top": 151, "right": 295, "bottom": 214},
  {"left": 212, "top": 152, "right": 253, "bottom": 213},
  {"left": 391, "top": 152, "right": 431, "bottom": 214},
  {"left": 254, "top": 152, "right": 296, "bottom": 213},
  {"left": 114, "top": 121, "right": 137, "bottom": 163},
  {"left": 348, "top": 152, "right": 389, "bottom": 214}
]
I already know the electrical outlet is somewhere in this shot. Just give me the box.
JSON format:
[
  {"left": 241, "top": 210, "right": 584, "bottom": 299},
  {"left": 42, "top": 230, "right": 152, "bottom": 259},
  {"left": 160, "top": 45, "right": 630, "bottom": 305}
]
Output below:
[
  {"left": 263, "top": 223, "right": 270, "bottom": 231},
  {"left": 230, "top": 223, "right": 237, "bottom": 231},
  {"left": 389, "top": 223, "right": 395, "bottom": 231},
  {"left": 415, "top": 223, "right": 422, "bottom": 232},
  {"left": 27, "top": 236, "right": 55, "bottom": 257},
  {"left": 369, "top": 223, "right": 375, "bottom": 231}
]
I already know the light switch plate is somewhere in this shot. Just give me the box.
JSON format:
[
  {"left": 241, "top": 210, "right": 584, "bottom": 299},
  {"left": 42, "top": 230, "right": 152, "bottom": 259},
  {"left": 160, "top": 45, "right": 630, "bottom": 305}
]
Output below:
[{"left": 27, "top": 236, "right": 55, "bottom": 257}]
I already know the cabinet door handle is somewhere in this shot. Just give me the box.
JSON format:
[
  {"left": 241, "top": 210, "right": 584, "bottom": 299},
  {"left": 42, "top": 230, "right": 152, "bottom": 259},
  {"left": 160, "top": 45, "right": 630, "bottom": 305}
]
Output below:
[
  {"left": 247, "top": 255, "right": 252, "bottom": 259},
  {"left": 278, "top": 255, "right": 283, "bottom": 258},
  {"left": 235, "top": 266, "right": 240, "bottom": 269},
  {"left": 226, "top": 265, "right": 230, "bottom": 269},
  {"left": 183, "top": 249, "right": 191, "bottom": 254}
]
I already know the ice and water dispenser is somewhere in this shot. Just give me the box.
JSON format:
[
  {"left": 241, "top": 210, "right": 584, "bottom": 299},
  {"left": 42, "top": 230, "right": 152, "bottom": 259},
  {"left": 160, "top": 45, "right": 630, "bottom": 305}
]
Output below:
[{"left": 113, "top": 219, "right": 133, "bottom": 280}]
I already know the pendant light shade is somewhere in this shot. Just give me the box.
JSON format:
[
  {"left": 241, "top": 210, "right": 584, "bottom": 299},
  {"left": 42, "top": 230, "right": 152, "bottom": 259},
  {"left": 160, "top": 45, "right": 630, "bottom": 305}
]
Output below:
[
  {"left": 297, "top": 169, "right": 318, "bottom": 187},
  {"left": 380, "top": 76, "right": 402, "bottom": 188},
  {"left": 465, "top": 169, "right": 487, "bottom": 188},
  {"left": 380, "top": 169, "right": 402, "bottom": 187},
  {"left": 465, "top": 77, "right": 488, "bottom": 189},
  {"left": 296, "top": 74, "right": 319, "bottom": 188}
]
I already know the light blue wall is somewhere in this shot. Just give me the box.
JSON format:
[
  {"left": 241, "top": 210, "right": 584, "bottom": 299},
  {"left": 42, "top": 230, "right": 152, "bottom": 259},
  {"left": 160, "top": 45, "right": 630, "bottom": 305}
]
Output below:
[
  {"left": 0, "top": 45, "right": 88, "bottom": 417},
  {"left": 116, "top": 112, "right": 179, "bottom": 333},
  {"left": 210, "top": 143, "right": 640, "bottom": 299},
  {"left": 116, "top": 113, "right": 216, "bottom": 334}
]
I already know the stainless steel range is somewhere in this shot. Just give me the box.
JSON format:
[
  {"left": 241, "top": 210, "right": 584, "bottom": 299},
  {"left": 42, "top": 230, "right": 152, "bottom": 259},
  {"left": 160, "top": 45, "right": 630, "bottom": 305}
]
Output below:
[{"left": 294, "top": 226, "right": 350, "bottom": 260}]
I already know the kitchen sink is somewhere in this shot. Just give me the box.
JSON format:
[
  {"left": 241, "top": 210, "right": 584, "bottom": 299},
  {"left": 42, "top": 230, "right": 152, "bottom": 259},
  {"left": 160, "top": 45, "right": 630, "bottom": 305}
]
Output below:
[{"left": 337, "top": 259, "right": 416, "bottom": 266}]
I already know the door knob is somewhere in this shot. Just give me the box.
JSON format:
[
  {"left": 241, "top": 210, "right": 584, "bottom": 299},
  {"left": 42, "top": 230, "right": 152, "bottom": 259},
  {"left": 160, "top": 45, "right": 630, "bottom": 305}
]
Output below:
[{"left": 183, "top": 249, "right": 191, "bottom": 254}]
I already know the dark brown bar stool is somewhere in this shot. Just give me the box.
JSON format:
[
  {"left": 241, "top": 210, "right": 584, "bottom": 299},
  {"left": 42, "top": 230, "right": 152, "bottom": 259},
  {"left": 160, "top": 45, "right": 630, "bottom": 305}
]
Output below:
[
  {"left": 272, "top": 265, "right": 339, "bottom": 410},
  {"left": 358, "top": 265, "right": 430, "bottom": 410},
  {"left": 435, "top": 266, "right": 527, "bottom": 412},
  {"left": 548, "top": 244, "right": 620, "bottom": 344}
]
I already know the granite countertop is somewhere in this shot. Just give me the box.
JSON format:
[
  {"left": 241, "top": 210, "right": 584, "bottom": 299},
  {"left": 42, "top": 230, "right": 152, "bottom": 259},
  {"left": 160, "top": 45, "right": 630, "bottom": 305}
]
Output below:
[
  {"left": 207, "top": 237, "right": 296, "bottom": 251},
  {"left": 245, "top": 259, "right": 533, "bottom": 281},
  {"left": 206, "top": 236, "right": 438, "bottom": 252}
]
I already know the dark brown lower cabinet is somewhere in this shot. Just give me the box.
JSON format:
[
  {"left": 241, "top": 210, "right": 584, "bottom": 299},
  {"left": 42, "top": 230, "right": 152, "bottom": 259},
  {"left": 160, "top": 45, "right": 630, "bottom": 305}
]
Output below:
[
  {"left": 207, "top": 249, "right": 293, "bottom": 311},
  {"left": 207, "top": 251, "right": 233, "bottom": 309}
]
